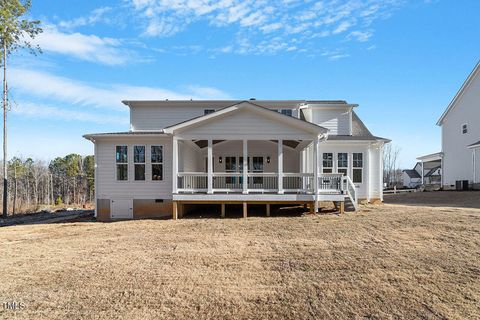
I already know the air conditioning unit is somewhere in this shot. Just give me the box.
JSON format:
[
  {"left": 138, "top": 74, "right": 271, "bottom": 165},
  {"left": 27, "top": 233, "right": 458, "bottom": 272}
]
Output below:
[{"left": 455, "top": 180, "right": 469, "bottom": 191}]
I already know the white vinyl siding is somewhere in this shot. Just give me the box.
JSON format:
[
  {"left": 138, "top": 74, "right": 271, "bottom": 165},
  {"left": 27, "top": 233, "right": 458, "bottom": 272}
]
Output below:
[
  {"left": 441, "top": 68, "right": 480, "bottom": 187},
  {"left": 96, "top": 136, "right": 173, "bottom": 199},
  {"left": 175, "top": 109, "right": 313, "bottom": 139},
  {"left": 311, "top": 108, "right": 351, "bottom": 135},
  {"left": 131, "top": 106, "right": 205, "bottom": 131}
]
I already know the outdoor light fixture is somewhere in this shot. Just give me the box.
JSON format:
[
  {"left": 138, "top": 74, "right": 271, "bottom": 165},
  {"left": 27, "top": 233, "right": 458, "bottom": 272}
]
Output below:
[
  {"left": 267, "top": 156, "right": 271, "bottom": 164},
  {"left": 219, "top": 156, "right": 222, "bottom": 163}
]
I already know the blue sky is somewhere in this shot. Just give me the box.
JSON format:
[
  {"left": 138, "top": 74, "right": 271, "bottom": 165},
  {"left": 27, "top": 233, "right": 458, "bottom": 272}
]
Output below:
[{"left": 6, "top": 0, "right": 479, "bottom": 168}]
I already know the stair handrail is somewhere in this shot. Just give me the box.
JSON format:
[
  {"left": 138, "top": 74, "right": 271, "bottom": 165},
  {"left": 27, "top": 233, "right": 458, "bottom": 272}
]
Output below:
[{"left": 342, "top": 176, "right": 358, "bottom": 211}]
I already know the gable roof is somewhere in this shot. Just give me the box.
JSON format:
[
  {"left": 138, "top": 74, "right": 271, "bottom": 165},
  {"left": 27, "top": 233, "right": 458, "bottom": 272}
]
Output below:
[
  {"left": 437, "top": 61, "right": 480, "bottom": 125},
  {"left": 326, "top": 111, "right": 390, "bottom": 142},
  {"left": 163, "top": 101, "right": 328, "bottom": 136},
  {"left": 403, "top": 169, "right": 421, "bottom": 179}
]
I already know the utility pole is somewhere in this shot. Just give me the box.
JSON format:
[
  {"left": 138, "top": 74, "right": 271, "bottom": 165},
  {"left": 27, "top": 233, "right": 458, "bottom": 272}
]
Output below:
[{"left": 2, "top": 37, "right": 8, "bottom": 218}]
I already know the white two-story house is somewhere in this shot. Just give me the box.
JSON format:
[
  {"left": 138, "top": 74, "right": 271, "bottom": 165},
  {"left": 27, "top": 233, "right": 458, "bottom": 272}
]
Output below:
[
  {"left": 435, "top": 62, "right": 480, "bottom": 190},
  {"left": 84, "top": 100, "right": 389, "bottom": 221}
]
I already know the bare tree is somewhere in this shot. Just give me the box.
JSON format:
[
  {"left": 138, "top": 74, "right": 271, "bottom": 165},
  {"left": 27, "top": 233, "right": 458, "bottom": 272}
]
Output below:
[{"left": 383, "top": 144, "right": 401, "bottom": 188}]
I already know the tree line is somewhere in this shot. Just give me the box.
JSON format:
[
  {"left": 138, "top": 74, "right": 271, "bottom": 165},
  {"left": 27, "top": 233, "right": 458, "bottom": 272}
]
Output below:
[{"left": 0, "top": 154, "right": 94, "bottom": 215}]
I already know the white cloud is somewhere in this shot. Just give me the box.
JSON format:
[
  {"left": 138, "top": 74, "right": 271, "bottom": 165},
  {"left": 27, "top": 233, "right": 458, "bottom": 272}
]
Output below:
[
  {"left": 333, "top": 21, "right": 353, "bottom": 34},
  {"left": 127, "top": 0, "right": 405, "bottom": 56},
  {"left": 58, "top": 7, "right": 112, "bottom": 29},
  {"left": 33, "top": 25, "right": 129, "bottom": 65},
  {"left": 9, "top": 68, "right": 232, "bottom": 111},
  {"left": 12, "top": 101, "right": 128, "bottom": 125},
  {"left": 348, "top": 30, "right": 373, "bottom": 42}
]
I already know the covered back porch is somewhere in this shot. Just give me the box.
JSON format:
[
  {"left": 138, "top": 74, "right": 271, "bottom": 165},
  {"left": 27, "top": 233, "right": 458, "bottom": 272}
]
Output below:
[{"left": 165, "top": 101, "right": 358, "bottom": 215}]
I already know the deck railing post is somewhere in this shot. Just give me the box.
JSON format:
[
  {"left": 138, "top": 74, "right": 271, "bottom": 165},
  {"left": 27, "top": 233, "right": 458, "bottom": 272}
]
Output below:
[
  {"left": 207, "top": 139, "right": 213, "bottom": 194},
  {"left": 278, "top": 139, "right": 284, "bottom": 194}
]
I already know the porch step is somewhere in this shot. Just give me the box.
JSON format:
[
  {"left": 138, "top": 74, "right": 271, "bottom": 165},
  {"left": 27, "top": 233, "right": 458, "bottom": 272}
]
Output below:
[{"left": 344, "top": 197, "right": 356, "bottom": 212}]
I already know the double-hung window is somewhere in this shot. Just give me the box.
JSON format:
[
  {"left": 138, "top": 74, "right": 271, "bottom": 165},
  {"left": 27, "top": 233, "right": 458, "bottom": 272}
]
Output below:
[
  {"left": 134, "top": 146, "right": 146, "bottom": 181},
  {"left": 116, "top": 146, "right": 128, "bottom": 181},
  {"left": 337, "top": 153, "right": 348, "bottom": 176},
  {"left": 204, "top": 109, "right": 215, "bottom": 115},
  {"left": 352, "top": 153, "right": 363, "bottom": 183},
  {"left": 462, "top": 124, "right": 468, "bottom": 134},
  {"left": 151, "top": 146, "right": 163, "bottom": 181},
  {"left": 280, "top": 109, "right": 293, "bottom": 117},
  {"left": 322, "top": 153, "right": 333, "bottom": 173}
]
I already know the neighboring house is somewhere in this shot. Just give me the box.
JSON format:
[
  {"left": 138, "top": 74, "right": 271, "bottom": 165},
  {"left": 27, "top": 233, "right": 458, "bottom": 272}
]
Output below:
[
  {"left": 84, "top": 100, "right": 390, "bottom": 221},
  {"left": 427, "top": 61, "right": 480, "bottom": 190},
  {"left": 402, "top": 169, "right": 421, "bottom": 188}
]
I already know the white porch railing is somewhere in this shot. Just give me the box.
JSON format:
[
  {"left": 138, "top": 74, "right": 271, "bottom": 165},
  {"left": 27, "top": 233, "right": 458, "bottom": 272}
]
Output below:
[
  {"left": 212, "top": 172, "right": 243, "bottom": 192},
  {"left": 177, "top": 172, "right": 351, "bottom": 195},
  {"left": 317, "top": 173, "right": 344, "bottom": 193},
  {"left": 283, "top": 173, "right": 314, "bottom": 193},
  {"left": 177, "top": 172, "right": 208, "bottom": 193},
  {"left": 247, "top": 173, "right": 278, "bottom": 192}
]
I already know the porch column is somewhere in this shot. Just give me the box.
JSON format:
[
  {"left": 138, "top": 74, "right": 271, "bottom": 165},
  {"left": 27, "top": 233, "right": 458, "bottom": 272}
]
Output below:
[
  {"left": 243, "top": 139, "right": 248, "bottom": 194},
  {"left": 207, "top": 139, "right": 213, "bottom": 194},
  {"left": 172, "top": 136, "right": 178, "bottom": 193},
  {"left": 313, "top": 137, "right": 319, "bottom": 213},
  {"left": 278, "top": 139, "right": 284, "bottom": 194},
  {"left": 421, "top": 161, "right": 424, "bottom": 185}
]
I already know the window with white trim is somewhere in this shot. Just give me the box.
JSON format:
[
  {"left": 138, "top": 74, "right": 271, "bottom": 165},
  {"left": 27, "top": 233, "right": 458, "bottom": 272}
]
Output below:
[
  {"left": 337, "top": 153, "right": 348, "bottom": 176},
  {"left": 280, "top": 109, "right": 293, "bottom": 117},
  {"left": 352, "top": 153, "right": 363, "bottom": 183},
  {"left": 323, "top": 153, "right": 333, "bottom": 173},
  {"left": 462, "top": 124, "right": 468, "bottom": 134},
  {"left": 134, "top": 146, "right": 145, "bottom": 181},
  {"left": 204, "top": 109, "right": 215, "bottom": 115},
  {"left": 116, "top": 146, "right": 128, "bottom": 181},
  {"left": 151, "top": 146, "right": 163, "bottom": 181}
]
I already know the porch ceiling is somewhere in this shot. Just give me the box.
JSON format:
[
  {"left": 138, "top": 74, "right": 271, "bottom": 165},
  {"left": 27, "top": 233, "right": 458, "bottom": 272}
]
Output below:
[{"left": 193, "top": 139, "right": 301, "bottom": 150}]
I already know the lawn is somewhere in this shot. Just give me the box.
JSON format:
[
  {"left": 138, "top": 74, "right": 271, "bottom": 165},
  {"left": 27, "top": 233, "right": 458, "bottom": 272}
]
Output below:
[{"left": 1, "top": 193, "right": 479, "bottom": 319}]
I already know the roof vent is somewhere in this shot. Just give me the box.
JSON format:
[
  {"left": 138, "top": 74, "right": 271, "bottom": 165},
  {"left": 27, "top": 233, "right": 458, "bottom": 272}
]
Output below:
[{"left": 250, "top": 98, "right": 256, "bottom": 100}]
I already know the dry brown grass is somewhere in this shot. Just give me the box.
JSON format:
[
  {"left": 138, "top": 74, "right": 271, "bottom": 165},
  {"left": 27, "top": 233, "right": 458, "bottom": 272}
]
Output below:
[{"left": 1, "top": 193, "right": 480, "bottom": 319}]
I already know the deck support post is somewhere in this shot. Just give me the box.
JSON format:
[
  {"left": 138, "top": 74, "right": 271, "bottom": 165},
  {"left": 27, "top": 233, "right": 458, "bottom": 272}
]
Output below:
[
  {"left": 172, "top": 201, "right": 178, "bottom": 220},
  {"left": 309, "top": 201, "right": 315, "bottom": 214},
  {"left": 340, "top": 201, "right": 345, "bottom": 214},
  {"left": 172, "top": 136, "right": 178, "bottom": 194},
  {"left": 207, "top": 139, "right": 213, "bottom": 194},
  {"left": 221, "top": 203, "right": 225, "bottom": 218},
  {"left": 278, "top": 139, "right": 284, "bottom": 194},
  {"left": 313, "top": 136, "right": 320, "bottom": 213},
  {"left": 243, "top": 202, "right": 248, "bottom": 218},
  {"left": 266, "top": 203, "right": 270, "bottom": 217},
  {"left": 243, "top": 139, "right": 248, "bottom": 194},
  {"left": 178, "top": 203, "right": 184, "bottom": 218}
]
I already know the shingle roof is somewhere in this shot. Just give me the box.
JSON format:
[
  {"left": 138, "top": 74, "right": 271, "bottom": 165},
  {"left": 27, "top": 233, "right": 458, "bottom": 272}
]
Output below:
[
  {"left": 425, "top": 166, "right": 441, "bottom": 177},
  {"left": 403, "top": 169, "right": 421, "bottom": 179},
  {"left": 83, "top": 131, "right": 166, "bottom": 141},
  {"left": 122, "top": 100, "right": 351, "bottom": 108}
]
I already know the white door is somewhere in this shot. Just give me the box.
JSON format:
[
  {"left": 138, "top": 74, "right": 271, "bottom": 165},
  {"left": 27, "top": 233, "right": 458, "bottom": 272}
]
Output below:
[{"left": 111, "top": 199, "right": 133, "bottom": 219}]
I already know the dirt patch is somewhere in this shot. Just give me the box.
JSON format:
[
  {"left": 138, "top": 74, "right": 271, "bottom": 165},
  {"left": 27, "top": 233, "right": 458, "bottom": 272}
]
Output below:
[
  {"left": 0, "top": 202, "right": 479, "bottom": 319},
  {"left": 384, "top": 190, "right": 480, "bottom": 209}
]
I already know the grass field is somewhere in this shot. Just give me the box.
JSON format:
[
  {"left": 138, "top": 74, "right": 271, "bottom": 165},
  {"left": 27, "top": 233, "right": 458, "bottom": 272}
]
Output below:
[{"left": 1, "top": 192, "right": 479, "bottom": 319}]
